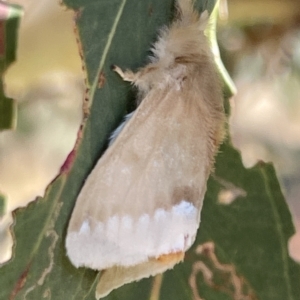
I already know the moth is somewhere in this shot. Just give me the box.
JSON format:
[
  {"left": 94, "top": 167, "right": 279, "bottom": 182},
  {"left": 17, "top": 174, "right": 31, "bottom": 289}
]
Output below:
[{"left": 66, "top": 0, "right": 225, "bottom": 298}]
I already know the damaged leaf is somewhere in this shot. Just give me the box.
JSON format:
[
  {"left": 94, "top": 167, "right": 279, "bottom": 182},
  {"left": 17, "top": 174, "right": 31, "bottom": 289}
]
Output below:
[{"left": 0, "top": 0, "right": 299, "bottom": 300}]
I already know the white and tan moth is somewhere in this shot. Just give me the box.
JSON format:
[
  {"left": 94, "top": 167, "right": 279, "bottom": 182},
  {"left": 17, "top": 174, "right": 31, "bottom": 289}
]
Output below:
[{"left": 66, "top": 0, "right": 225, "bottom": 298}]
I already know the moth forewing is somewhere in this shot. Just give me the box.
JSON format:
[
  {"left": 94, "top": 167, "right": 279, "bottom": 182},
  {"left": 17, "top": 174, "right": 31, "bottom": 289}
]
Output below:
[
  {"left": 66, "top": 89, "right": 210, "bottom": 269},
  {"left": 66, "top": 0, "right": 225, "bottom": 298}
]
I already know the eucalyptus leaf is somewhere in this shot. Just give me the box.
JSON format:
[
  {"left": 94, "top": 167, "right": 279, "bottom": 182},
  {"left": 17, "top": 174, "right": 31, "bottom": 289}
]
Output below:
[{"left": 1, "top": 1, "right": 299, "bottom": 300}]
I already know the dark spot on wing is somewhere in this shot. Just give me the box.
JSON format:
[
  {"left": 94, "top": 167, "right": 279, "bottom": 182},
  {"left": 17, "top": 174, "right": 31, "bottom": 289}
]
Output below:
[{"left": 172, "top": 185, "right": 200, "bottom": 206}]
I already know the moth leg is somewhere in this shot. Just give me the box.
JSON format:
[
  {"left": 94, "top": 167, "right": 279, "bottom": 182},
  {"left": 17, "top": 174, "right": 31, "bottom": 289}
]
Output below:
[{"left": 112, "top": 65, "right": 137, "bottom": 82}]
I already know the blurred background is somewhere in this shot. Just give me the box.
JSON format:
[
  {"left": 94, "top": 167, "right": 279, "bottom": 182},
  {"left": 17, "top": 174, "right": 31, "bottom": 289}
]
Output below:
[{"left": 0, "top": 0, "right": 299, "bottom": 263}]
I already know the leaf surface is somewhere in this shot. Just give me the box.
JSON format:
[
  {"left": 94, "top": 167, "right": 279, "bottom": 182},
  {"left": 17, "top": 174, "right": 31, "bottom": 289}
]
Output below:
[
  {"left": 0, "top": 2, "right": 22, "bottom": 130},
  {"left": 1, "top": 1, "right": 299, "bottom": 300}
]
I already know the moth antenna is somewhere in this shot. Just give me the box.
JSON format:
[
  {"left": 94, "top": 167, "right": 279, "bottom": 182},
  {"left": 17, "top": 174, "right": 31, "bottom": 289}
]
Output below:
[
  {"left": 176, "top": 0, "right": 210, "bottom": 31},
  {"left": 175, "top": 0, "right": 195, "bottom": 23},
  {"left": 198, "top": 10, "right": 209, "bottom": 31}
]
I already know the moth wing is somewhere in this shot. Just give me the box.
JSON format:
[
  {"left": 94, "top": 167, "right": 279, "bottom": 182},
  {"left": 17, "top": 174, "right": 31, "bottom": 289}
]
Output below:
[
  {"left": 96, "top": 252, "right": 184, "bottom": 299},
  {"left": 66, "top": 87, "right": 213, "bottom": 270}
]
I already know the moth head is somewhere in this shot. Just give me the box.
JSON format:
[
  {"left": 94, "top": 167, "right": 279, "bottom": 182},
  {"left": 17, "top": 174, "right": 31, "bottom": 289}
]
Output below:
[
  {"left": 153, "top": 12, "right": 211, "bottom": 65},
  {"left": 176, "top": 0, "right": 209, "bottom": 29}
]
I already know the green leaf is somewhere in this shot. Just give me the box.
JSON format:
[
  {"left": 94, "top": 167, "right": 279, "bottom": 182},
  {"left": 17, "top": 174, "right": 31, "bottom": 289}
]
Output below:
[
  {"left": 0, "top": 2, "right": 22, "bottom": 130},
  {"left": 1, "top": 0, "right": 299, "bottom": 300},
  {"left": 194, "top": 143, "right": 300, "bottom": 300},
  {"left": 0, "top": 192, "right": 6, "bottom": 217}
]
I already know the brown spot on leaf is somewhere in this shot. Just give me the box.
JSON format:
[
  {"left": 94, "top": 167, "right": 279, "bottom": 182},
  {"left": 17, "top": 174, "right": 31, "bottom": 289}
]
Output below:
[
  {"left": 148, "top": 4, "right": 153, "bottom": 16},
  {"left": 60, "top": 149, "right": 76, "bottom": 174},
  {"left": 189, "top": 242, "right": 257, "bottom": 300},
  {"left": 74, "top": 8, "right": 83, "bottom": 23},
  {"left": 9, "top": 263, "right": 31, "bottom": 300},
  {"left": 83, "top": 87, "right": 90, "bottom": 118},
  {"left": 98, "top": 71, "right": 106, "bottom": 88}
]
